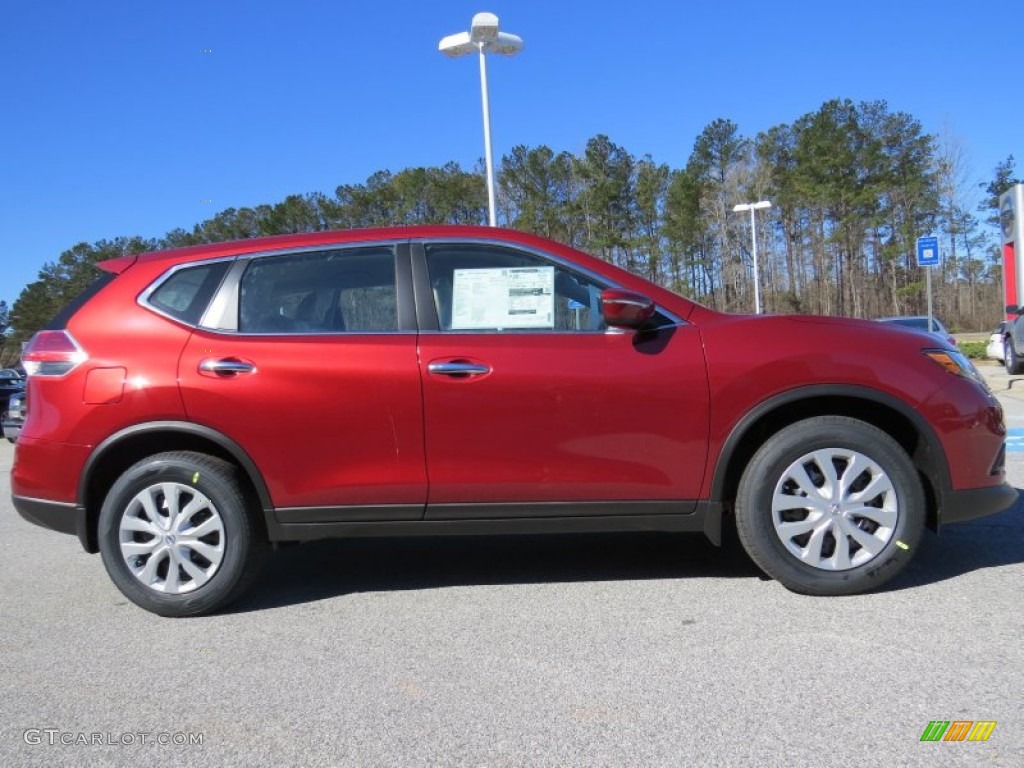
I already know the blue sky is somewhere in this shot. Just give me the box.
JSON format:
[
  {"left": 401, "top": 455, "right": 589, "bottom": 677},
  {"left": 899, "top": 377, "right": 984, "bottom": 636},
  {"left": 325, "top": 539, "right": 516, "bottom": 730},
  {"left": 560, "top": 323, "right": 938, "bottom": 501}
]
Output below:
[{"left": 1, "top": 0, "right": 1020, "bottom": 308}]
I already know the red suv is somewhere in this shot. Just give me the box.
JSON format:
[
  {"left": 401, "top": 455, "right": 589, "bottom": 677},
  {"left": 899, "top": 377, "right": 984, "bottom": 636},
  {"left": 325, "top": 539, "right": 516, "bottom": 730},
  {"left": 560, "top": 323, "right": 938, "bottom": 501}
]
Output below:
[{"left": 11, "top": 226, "right": 1015, "bottom": 616}]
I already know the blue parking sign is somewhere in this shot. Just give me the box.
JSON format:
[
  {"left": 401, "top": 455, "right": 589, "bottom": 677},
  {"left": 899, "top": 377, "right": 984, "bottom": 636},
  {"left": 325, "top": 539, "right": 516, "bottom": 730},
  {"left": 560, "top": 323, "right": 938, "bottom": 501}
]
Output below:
[{"left": 916, "top": 236, "right": 939, "bottom": 267}]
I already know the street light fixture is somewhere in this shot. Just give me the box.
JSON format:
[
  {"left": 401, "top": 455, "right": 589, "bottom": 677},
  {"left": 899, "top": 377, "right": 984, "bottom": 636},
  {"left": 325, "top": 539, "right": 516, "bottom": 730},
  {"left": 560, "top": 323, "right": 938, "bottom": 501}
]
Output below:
[
  {"left": 439, "top": 12, "right": 523, "bottom": 227},
  {"left": 732, "top": 200, "right": 772, "bottom": 314}
]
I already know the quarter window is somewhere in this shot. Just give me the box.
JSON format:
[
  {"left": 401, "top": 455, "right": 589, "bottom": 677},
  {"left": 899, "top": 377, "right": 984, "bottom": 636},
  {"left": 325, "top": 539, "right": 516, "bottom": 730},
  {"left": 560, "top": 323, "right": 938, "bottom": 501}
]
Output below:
[
  {"left": 239, "top": 246, "right": 397, "bottom": 333},
  {"left": 148, "top": 262, "right": 230, "bottom": 326}
]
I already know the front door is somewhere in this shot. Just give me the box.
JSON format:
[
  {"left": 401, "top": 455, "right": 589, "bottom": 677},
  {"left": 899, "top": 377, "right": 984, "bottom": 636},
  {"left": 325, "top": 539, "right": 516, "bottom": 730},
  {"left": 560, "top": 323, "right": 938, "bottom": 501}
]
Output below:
[{"left": 416, "top": 242, "right": 709, "bottom": 515}]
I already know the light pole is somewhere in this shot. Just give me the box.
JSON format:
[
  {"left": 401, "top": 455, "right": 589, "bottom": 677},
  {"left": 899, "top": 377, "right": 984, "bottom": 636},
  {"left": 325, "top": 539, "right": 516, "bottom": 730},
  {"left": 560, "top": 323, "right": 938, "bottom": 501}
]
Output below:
[
  {"left": 733, "top": 200, "right": 772, "bottom": 314},
  {"left": 439, "top": 12, "right": 523, "bottom": 227}
]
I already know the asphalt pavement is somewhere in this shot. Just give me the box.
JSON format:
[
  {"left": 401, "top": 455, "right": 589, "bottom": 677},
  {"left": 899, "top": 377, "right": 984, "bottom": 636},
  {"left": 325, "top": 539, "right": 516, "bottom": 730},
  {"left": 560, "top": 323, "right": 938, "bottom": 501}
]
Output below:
[{"left": 1, "top": 376, "right": 1022, "bottom": 766}]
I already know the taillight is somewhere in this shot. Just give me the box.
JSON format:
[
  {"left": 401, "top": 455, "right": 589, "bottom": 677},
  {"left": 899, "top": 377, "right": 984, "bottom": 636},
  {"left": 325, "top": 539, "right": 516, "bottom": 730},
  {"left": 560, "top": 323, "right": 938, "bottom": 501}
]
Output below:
[{"left": 22, "top": 330, "right": 87, "bottom": 377}]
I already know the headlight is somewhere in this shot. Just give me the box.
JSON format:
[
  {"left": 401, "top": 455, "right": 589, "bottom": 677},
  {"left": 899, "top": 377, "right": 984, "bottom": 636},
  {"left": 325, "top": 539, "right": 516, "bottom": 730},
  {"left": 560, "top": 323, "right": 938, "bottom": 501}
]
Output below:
[{"left": 923, "top": 349, "right": 989, "bottom": 390}]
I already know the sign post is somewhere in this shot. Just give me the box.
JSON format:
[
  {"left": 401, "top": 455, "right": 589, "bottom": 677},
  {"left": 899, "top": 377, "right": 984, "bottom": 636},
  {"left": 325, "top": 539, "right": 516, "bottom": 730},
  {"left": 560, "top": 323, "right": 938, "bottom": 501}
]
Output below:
[
  {"left": 916, "top": 236, "right": 939, "bottom": 332},
  {"left": 999, "top": 184, "right": 1024, "bottom": 317}
]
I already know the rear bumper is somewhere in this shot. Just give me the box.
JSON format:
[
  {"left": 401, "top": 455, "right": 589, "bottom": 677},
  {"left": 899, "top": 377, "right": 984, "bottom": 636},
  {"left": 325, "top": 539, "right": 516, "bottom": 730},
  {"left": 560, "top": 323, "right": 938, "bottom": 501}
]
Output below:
[
  {"left": 11, "top": 436, "right": 90, "bottom": 502},
  {"left": 940, "top": 483, "right": 1018, "bottom": 526},
  {"left": 12, "top": 495, "right": 94, "bottom": 552}
]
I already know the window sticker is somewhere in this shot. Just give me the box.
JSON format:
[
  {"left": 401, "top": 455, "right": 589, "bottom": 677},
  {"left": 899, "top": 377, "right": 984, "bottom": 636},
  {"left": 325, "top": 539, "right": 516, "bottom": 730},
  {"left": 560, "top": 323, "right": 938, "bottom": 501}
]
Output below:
[{"left": 451, "top": 267, "right": 555, "bottom": 329}]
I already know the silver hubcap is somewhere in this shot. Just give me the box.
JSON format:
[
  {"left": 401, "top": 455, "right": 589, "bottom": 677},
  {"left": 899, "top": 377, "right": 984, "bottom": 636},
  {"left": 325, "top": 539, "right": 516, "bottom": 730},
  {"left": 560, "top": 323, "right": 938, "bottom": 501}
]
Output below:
[
  {"left": 118, "top": 482, "right": 225, "bottom": 594},
  {"left": 771, "top": 448, "right": 898, "bottom": 571}
]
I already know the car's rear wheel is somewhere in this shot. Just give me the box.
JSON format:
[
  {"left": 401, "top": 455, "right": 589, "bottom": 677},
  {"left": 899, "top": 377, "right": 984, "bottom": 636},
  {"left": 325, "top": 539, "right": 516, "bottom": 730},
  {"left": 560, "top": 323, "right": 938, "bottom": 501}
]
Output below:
[
  {"left": 1005, "top": 338, "right": 1023, "bottom": 375},
  {"left": 735, "top": 416, "right": 924, "bottom": 596},
  {"left": 98, "top": 451, "right": 266, "bottom": 617}
]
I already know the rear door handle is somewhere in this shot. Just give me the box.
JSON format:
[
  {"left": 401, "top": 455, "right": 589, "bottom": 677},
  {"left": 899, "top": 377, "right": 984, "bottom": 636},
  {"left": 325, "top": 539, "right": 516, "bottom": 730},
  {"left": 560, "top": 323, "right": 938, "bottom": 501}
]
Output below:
[
  {"left": 199, "top": 358, "right": 257, "bottom": 376},
  {"left": 427, "top": 361, "right": 491, "bottom": 377}
]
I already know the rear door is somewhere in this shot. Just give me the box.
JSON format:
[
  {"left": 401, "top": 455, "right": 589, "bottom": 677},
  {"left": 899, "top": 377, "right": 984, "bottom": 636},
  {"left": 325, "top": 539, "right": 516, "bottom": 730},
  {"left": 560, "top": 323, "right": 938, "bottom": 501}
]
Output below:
[{"left": 177, "top": 243, "right": 427, "bottom": 517}]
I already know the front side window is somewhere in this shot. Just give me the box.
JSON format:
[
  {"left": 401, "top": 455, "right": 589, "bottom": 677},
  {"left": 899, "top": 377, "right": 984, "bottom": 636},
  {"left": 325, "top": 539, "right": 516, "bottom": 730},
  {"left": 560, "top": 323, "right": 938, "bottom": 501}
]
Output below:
[
  {"left": 239, "top": 246, "right": 397, "bottom": 333},
  {"left": 425, "top": 244, "right": 606, "bottom": 332}
]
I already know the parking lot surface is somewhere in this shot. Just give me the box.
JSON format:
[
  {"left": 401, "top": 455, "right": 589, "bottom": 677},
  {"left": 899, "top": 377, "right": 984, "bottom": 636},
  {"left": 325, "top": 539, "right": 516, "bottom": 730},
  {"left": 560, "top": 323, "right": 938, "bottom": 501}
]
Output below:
[{"left": 2, "top": 382, "right": 1022, "bottom": 766}]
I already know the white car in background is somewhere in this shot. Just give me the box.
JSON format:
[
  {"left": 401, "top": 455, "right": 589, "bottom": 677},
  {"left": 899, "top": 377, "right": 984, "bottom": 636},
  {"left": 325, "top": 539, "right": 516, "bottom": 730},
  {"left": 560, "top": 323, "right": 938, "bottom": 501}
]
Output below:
[{"left": 987, "top": 321, "right": 1008, "bottom": 362}]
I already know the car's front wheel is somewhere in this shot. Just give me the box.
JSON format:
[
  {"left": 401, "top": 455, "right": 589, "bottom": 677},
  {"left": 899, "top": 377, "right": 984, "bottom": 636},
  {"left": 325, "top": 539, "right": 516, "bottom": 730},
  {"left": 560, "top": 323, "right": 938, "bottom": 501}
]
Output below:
[
  {"left": 98, "top": 451, "right": 266, "bottom": 617},
  {"left": 735, "top": 416, "right": 924, "bottom": 596}
]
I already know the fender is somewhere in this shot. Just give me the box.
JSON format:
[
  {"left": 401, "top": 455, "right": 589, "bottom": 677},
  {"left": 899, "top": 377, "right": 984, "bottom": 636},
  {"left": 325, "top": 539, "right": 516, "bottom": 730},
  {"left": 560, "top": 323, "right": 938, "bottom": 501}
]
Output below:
[
  {"left": 709, "top": 383, "right": 952, "bottom": 501},
  {"left": 79, "top": 420, "right": 275, "bottom": 512}
]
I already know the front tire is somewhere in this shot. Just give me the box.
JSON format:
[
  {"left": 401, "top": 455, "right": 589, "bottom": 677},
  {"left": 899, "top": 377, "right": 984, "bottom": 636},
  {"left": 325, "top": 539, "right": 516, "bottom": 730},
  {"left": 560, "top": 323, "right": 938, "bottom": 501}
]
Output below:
[
  {"left": 98, "top": 451, "right": 266, "bottom": 617},
  {"left": 735, "top": 416, "right": 924, "bottom": 596}
]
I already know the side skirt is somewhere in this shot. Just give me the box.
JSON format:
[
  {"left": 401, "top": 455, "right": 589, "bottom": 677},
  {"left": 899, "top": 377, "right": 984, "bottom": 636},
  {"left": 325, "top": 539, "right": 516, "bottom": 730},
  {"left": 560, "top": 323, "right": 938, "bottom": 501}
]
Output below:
[{"left": 268, "top": 501, "right": 722, "bottom": 545}]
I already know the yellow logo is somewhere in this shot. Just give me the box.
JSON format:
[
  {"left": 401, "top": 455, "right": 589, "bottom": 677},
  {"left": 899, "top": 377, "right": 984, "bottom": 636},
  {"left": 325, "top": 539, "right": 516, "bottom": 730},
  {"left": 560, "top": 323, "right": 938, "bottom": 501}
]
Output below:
[{"left": 920, "top": 721, "right": 996, "bottom": 742}]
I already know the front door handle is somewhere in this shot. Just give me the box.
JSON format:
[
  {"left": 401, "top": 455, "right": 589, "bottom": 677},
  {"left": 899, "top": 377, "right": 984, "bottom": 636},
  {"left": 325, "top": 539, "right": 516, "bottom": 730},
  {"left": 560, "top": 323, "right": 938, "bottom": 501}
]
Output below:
[
  {"left": 199, "top": 358, "right": 257, "bottom": 377},
  {"left": 427, "top": 361, "right": 491, "bottom": 377}
]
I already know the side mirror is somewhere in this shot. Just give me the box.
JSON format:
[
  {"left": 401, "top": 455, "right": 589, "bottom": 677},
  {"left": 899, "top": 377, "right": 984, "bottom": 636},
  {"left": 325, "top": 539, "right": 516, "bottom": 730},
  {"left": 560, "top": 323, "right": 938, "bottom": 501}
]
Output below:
[
  {"left": 600, "top": 289, "right": 656, "bottom": 329},
  {"left": 1007, "top": 304, "right": 1021, "bottom": 315}
]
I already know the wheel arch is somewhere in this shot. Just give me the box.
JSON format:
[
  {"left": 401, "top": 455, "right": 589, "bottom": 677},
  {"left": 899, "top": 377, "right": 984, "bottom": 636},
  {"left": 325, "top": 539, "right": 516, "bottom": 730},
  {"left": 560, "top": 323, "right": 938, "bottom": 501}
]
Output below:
[
  {"left": 77, "top": 421, "right": 274, "bottom": 553},
  {"left": 710, "top": 385, "right": 950, "bottom": 531}
]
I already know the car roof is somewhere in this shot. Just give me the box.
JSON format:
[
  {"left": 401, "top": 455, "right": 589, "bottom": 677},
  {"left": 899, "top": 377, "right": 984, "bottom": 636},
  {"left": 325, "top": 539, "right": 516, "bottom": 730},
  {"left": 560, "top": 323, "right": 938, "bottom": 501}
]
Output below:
[{"left": 99, "top": 226, "right": 582, "bottom": 274}]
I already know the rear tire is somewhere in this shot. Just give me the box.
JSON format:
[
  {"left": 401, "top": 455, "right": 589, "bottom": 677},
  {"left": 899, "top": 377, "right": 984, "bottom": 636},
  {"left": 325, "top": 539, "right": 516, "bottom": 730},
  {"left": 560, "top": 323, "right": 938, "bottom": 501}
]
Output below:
[
  {"left": 98, "top": 451, "right": 267, "bottom": 617},
  {"left": 735, "top": 416, "right": 924, "bottom": 596}
]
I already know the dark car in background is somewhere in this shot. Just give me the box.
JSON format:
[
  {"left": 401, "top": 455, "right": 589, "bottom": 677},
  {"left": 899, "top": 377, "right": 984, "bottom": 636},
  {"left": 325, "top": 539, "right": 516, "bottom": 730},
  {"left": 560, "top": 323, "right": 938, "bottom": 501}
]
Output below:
[
  {"left": 875, "top": 316, "right": 958, "bottom": 347},
  {"left": 0, "top": 367, "right": 25, "bottom": 399},
  {"left": 3, "top": 390, "right": 25, "bottom": 443},
  {"left": 1000, "top": 307, "right": 1024, "bottom": 374},
  {"left": 1, "top": 369, "right": 26, "bottom": 441},
  {"left": 10, "top": 226, "right": 1015, "bottom": 617}
]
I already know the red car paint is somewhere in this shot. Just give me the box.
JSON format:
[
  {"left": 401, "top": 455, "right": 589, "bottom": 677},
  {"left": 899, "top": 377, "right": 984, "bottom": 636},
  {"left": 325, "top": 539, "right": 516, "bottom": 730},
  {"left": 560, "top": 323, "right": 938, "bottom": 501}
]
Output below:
[{"left": 11, "top": 225, "right": 1012, "bottom": 557}]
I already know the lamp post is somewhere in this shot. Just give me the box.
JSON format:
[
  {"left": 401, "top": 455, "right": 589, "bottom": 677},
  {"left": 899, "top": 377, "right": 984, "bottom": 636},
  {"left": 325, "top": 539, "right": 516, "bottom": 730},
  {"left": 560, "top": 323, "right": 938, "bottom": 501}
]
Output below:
[
  {"left": 732, "top": 200, "right": 772, "bottom": 314},
  {"left": 439, "top": 12, "right": 523, "bottom": 227}
]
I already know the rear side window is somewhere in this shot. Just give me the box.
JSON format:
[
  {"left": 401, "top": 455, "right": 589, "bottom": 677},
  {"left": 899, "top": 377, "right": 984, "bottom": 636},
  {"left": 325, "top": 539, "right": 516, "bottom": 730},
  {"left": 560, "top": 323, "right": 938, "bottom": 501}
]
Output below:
[
  {"left": 148, "top": 262, "right": 231, "bottom": 325},
  {"left": 238, "top": 246, "right": 397, "bottom": 333}
]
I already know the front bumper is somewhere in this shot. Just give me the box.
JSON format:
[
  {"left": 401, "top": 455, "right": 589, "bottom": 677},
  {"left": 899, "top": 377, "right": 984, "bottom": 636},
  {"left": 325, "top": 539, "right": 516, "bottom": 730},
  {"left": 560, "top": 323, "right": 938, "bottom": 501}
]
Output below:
[{"left": 940, "top": 483, "right": 1018, "bottom": 526}]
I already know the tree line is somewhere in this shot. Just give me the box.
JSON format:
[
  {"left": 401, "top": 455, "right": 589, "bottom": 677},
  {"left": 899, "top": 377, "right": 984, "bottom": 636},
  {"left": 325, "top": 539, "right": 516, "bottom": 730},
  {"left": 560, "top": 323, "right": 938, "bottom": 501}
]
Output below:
[{"left": 2, "top": 97, "right": 1018, "bottom": 365}]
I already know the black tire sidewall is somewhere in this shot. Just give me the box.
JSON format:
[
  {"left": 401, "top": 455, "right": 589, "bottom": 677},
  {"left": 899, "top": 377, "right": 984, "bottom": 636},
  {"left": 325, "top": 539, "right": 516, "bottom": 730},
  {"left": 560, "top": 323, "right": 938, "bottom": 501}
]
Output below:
[
  {"left": 98, "top": 453, "right": 254, "bottom": 617},
  {"left": 736, "top": 417, "right": 924, "bottom": 595}
]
